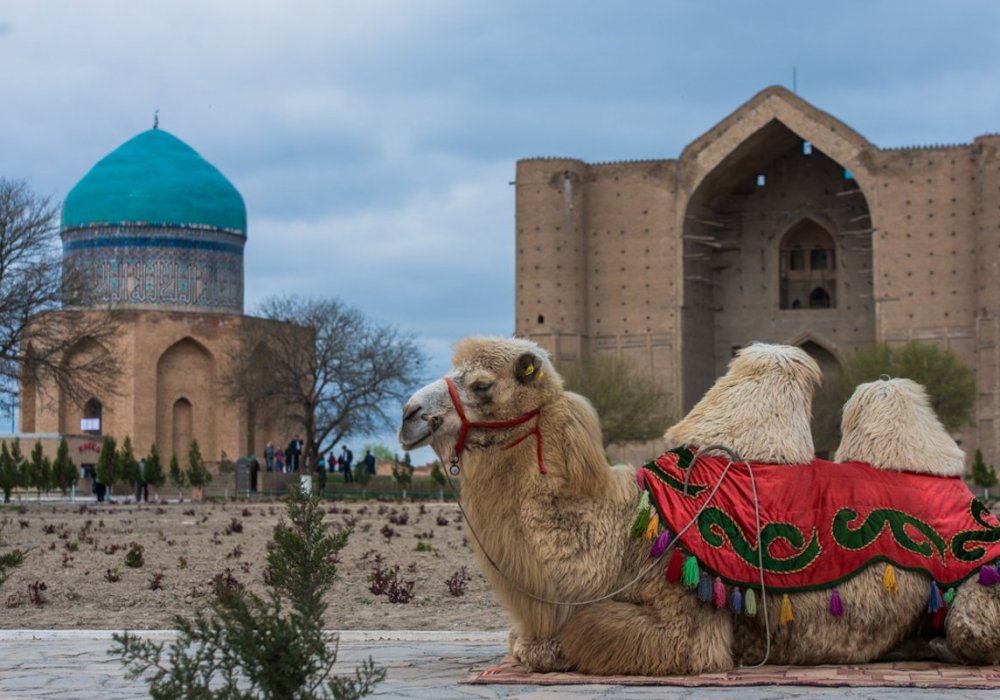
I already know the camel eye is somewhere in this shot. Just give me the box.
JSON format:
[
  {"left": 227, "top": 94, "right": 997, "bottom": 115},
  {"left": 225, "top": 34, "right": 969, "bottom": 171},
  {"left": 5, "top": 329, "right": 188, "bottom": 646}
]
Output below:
[{"left": 471, "top": 380, "right": 494, "bottom": 394}]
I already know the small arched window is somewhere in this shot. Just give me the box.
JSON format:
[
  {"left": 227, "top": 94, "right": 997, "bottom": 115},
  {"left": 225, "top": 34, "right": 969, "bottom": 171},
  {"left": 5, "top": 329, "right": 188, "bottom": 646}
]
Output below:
[
  {"left": 809, "top": 287, "right": 831, "bottom": 309},
  {"left": 82, "top": 398, "right": 102, "bottom": 435},
  {"left": 780, "top": 220, "right": 837, "bottom": 310}
]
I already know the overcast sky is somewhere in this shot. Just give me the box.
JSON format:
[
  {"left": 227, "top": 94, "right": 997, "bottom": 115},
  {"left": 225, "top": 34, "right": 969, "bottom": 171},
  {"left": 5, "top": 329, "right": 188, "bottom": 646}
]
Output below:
[{"left": 2, "top": 1, "right": 1000, "bottom": 455}]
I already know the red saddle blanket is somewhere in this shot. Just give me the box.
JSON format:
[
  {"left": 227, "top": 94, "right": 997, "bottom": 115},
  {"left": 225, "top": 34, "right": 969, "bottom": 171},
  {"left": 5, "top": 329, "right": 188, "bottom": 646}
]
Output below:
[{"left": 639, "top": 450, "right": 1000, "bottom": 592}]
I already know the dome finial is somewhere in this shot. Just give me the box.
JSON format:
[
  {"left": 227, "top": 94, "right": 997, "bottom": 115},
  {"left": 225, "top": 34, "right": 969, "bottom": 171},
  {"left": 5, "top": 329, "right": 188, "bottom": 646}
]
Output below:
[{"left": 153, "top": 109, "right": 159, "bottom": 130}]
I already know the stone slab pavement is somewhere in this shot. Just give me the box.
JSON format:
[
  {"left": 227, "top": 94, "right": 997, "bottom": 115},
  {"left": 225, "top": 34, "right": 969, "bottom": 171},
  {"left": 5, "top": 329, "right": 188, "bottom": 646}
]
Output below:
[{"left": 0, "top": 629, "right": 998, "bottom": 699}]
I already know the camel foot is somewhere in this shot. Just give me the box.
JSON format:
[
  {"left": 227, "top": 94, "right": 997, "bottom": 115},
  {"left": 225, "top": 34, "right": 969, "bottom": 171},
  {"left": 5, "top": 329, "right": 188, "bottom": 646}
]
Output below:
[
  {"left": 928, "top": 637, "right": 964, "bottom": 664},
  {"left": 510, "top": 635, "right": 570, "bottom": 672}
]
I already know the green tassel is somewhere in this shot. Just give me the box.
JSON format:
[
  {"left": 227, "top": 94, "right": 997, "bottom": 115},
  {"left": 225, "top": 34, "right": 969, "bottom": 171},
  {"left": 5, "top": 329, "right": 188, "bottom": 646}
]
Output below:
[
  {"left": 629, "top": 492, "right": 651, "bottom": 538},
  {"left": 943, "top": 587, "right": 956, "bottom": 606},
  {"left": 744, "top": 588, "right": 757, "bottom": 617},
  {"left": 681, "top": 555, "right": 700, "bottom": 588}
]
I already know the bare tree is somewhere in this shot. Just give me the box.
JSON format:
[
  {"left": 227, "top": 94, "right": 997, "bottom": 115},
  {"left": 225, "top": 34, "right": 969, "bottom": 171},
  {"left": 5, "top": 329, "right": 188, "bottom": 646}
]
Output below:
[
  {"left": 0, "top": 178, "right": 121, "bottom": 414},
  {"left": 222, "top": 295, "right": 427, "bottom": 468}
]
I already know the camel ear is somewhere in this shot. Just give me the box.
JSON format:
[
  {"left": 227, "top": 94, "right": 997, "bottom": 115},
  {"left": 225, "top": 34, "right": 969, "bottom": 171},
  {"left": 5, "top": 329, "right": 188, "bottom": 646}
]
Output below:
[{"left": 515, "top": 352, "right": 544, "bottom": 384}]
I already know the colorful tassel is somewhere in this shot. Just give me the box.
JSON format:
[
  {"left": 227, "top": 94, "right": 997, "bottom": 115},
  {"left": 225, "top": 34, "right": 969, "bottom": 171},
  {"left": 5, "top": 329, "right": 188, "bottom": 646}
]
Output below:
[
  {"left": 932, "top": 599, "right": 948, "bottom": 629},
  {"left": 943, "top": 587, "right": 956, "bottom": 606},
  {"left": 649, "top": 529, "right": 671, "bottom": 558},
  {"left": 697, "top": 574, "right": 713, "bottom": 603},
  {"left": 978, "top": 564, "right": 1000, "bottom": 586},
  {"left": 830, "top": 587, "right": 844, "bottom": 617},
  {"left": 629, "top": 492, "right": 651, "bottom": 538},
  {"left": 928, "top": 581, "right": 943, "bottom": 613},
  {"left": 643, "top": 512, "right": 660, "bottom": 541},
  {"left": 729, "top": 587, "right": 744, "bottom": 615},
  {"left": 636, "top": 468, "right": 647, "bottom": 489},
  {"left": 779, "top": 593, "right": 794, "bottom": 625},
  {"left": 883, "top": 564, "right": 897, "bottom": 593},
  {"left": 681, "top": 555, "right": 700, "bottom": 588},
  {"left": 744, "top": 588, "right": 757, "bottom": 617},
  {"left": 712, "top": 577, "right": 726, "bottom": 609},
  {"left": 665, "top": 548, "right": 684, "bottom": 583}
]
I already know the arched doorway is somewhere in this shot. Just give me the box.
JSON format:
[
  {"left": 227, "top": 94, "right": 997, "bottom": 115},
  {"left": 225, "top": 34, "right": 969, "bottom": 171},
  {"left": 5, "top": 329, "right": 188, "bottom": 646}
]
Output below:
[
  {"left": 798, "top": 339, "right": 843, "bottom": 458},
  {"left": 172, "top": 398, "right": 193, "bottom": 459}
]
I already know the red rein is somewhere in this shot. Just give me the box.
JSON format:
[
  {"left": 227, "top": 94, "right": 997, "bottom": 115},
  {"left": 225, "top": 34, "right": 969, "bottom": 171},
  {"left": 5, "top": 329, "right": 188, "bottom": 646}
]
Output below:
[{"left": 443, "top": 376, "right": 545, "bottom": 474}]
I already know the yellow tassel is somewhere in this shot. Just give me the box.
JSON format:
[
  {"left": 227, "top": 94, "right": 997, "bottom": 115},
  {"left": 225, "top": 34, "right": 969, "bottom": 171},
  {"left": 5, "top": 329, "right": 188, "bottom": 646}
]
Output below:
[
  {"left": 643, "top": 512, "right": 660, "bottom": 541},
  {"left": 779, "top": 593, "right": 794, "bottom": 625},
  {"left": 883, "top": 564, "right": 897, "bottom": 593}
]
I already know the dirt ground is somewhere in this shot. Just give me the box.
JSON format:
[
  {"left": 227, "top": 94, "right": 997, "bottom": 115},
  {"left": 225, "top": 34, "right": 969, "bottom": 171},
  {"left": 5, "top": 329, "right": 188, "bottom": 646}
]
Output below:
[{"left": 0, "top": 496, "right": 510, "bottom": 631}]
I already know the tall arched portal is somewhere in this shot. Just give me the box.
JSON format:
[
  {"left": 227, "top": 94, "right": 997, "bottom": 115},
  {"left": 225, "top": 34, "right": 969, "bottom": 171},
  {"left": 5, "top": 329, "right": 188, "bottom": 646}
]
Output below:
[
  {"left": 156, "top": 338, "right": 215, "bottom": 463},
  {"left": 681, "top": 119, "right": 875, "bottom": 407}
]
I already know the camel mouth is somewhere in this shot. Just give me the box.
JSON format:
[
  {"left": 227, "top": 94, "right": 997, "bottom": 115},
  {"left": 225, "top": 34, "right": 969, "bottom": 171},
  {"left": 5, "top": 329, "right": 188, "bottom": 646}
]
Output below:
[{"left": 398, "top": 426, "right": 433, "bottom": 451}]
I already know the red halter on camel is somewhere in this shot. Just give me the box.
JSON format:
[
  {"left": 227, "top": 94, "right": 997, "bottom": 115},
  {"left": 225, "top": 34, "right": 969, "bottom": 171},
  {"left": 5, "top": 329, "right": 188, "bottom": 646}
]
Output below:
[{"left": 443, "top": 376, "right": 546, "bottom": 474}]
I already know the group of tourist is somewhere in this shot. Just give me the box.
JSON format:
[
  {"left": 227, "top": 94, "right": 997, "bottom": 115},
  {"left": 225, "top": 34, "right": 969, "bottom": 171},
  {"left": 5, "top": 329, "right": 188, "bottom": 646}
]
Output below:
[
  {"left": 261, "top": 436, "right": 305, "bottom": 473},
  {"left": 258, "top": 437, "right": 376, "bottom": 483}
]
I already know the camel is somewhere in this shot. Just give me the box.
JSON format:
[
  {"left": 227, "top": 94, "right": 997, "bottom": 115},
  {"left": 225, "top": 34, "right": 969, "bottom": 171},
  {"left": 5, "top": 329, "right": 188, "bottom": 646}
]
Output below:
[
  {"left": 398, "top": 336, "right": 732, "bottom": 674},
  {"left": 836, "top": 377, "right": 1000, "bottom": 664},
  {"left": 398, "top": 337, "right": 999, "bottom": 674}
]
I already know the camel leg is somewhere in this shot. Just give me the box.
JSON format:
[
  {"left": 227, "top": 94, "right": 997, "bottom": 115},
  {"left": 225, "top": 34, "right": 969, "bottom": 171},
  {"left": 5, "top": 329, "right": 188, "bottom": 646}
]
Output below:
[
  {"left": 945, "top": 577, "right": 1000, "bottom": 664},
  {"left": 557, "top": 586, "right": 733, "bottom": 675}
]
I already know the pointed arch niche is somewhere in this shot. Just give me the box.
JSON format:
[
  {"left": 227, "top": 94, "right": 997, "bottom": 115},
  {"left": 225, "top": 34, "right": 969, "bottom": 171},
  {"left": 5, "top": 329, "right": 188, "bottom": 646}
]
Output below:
[
  {"left": 780, "top": 219, "right": 837, "bottom": 309},
  {"left": 156, "top": 338, "right": 215, "bottom": 463},
  {"left": 680, "top": 118, "right": 874, "bottom": 409},
  {"left": 57, "top": 338, "right": 113, "bottom": 435}
]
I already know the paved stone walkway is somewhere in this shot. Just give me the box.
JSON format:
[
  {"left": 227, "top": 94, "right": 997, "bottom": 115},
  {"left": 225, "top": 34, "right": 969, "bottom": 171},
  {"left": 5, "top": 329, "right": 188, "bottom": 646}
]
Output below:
[{"left": 1, "top": 629, "right": 998, "bottom": 699}]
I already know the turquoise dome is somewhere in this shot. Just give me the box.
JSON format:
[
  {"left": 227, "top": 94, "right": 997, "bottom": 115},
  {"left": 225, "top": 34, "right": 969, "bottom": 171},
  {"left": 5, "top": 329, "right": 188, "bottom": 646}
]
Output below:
[{"left": 61, "top": 129, "right": 246, "bottom": 234}]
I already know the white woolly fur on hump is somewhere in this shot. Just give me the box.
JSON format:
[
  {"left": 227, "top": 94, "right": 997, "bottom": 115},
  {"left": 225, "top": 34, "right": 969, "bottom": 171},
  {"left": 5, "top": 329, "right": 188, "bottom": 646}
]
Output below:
[
  {"left": 835, "top": 377, "right": 965, "bottom": 476},
  {"left": 664, "top": 343, "right": 822, "bottom": 464}
]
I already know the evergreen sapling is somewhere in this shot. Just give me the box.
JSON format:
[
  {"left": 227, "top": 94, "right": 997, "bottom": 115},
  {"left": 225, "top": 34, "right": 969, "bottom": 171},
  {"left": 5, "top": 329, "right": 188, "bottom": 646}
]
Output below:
[{"left": 110, "top": 486, "right": 385, "bottom": 698}]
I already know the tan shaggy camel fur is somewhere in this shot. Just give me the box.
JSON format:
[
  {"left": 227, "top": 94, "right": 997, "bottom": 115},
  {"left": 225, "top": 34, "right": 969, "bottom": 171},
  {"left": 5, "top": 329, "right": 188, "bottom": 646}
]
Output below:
[
  {"left": 664, "top": 343, "right": 820, "bottom": 464},
  {"left": 836, "top": 377, "right": 1000, "bottom": 664},
  {"left": 398, "top": 337, "right": 975, "bottom": 674}
]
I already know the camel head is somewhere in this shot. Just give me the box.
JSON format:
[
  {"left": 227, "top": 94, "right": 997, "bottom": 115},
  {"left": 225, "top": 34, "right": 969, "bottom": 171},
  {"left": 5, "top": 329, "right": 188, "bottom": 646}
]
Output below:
[
  {"left": 664, "top": 342, "right": 822, "bottom": 464},
  {"left": 398, "top": 336, "right": 563, "bottom": 465},
  {"left": 834, "top": 376, "right": 965, "bottom": 476}
]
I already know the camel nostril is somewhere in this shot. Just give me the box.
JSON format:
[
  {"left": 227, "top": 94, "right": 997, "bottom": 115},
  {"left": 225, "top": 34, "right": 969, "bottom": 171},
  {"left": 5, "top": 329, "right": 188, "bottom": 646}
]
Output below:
[{"left": 404, "top": 406, "right": 421, "bottom": 422}]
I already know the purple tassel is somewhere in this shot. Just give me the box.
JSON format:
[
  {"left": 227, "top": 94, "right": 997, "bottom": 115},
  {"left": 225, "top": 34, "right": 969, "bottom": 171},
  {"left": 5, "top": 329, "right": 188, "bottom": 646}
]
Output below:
[
  {"left": 712, "top": 577, "right": 726, "bottom": 609},
  {"left": 978, "top": 565, "right": 1000, "bottom": 586},
  {"left": 829, "top": 587, "right": 844, "bottom": 617},
  {"left": 649, "top": 529, "right": 671, "bottom": 558},
  {"left": 928, "top": 581, "right": 943, "bottom": 613},
  {"left": 729, "top": 587, "right": 743, "bottom": 615}
]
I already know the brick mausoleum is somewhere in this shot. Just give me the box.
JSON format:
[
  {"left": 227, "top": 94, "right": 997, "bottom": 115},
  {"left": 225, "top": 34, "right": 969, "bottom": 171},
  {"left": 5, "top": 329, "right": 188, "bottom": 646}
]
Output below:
[
  {"left": 19, "top": 128, "right": 301, "bottom": 473},
  {"left": 514, "top": 86, "right": 1000, "bottom": 465}
]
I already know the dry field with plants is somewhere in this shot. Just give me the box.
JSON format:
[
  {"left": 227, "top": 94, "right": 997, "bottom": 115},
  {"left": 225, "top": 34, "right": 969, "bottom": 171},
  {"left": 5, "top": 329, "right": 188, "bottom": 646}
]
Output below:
[{"left": 0, "top": 497, "right": 510, "bottom": 632}]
